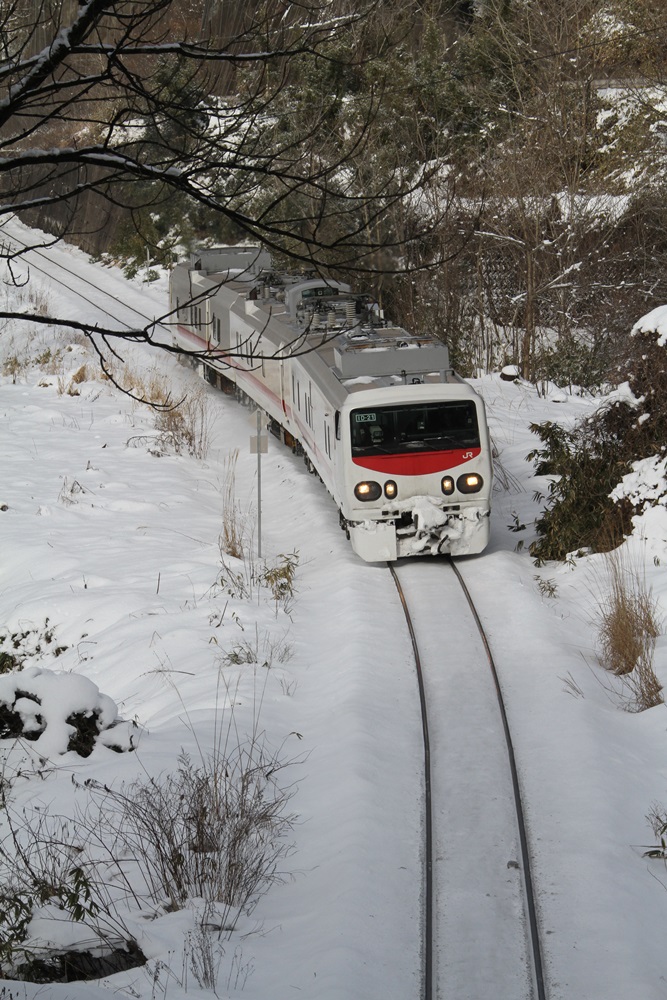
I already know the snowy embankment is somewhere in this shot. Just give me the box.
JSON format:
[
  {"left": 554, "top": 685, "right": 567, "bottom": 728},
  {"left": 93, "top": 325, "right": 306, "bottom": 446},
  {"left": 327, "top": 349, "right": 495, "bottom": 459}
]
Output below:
[{"left": 1, "top": 232, "right": 667, "bottom": 998}]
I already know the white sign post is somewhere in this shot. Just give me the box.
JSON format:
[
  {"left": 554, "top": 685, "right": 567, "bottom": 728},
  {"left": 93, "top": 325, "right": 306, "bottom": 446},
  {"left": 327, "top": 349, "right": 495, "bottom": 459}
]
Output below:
[{"left": 249, "top": 410, "right": 269, "bottom": 558}]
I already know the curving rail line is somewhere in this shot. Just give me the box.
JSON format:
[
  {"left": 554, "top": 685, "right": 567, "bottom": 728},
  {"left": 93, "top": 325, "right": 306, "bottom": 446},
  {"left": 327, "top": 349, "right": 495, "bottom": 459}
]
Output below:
[
  {"left": 390, "top": 557, "right": 547, "bottom": 1000},
  {"left": 0, "top": 228, "right": 170, "bottom": 335}
]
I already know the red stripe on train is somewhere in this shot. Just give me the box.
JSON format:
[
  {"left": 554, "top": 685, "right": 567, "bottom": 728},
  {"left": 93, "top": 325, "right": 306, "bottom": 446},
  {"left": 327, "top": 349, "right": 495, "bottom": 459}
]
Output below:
[{"left": 352, "top": 448, "right": 481, "bottom": 476}]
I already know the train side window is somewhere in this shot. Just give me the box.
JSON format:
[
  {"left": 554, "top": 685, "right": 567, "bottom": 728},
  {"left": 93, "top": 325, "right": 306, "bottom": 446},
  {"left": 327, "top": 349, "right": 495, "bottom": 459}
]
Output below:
[{"left": 334, "top": 411, "right": 341, "bottom": 439}]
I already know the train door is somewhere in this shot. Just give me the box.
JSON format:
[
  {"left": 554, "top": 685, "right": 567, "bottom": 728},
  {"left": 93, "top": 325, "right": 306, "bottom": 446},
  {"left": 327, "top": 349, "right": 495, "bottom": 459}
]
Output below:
[
  {"left": 279, "top": 344, "right": 289, "bottom": 419},
  {"left": 205, "top": 296, "right": 212, "bottom": 349}
]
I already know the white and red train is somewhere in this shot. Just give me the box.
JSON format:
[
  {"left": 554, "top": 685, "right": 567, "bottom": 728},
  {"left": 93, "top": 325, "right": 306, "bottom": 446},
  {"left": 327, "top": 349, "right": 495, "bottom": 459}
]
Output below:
[{"left": 170, "top": 247, "right": 492, "bottom": 561}]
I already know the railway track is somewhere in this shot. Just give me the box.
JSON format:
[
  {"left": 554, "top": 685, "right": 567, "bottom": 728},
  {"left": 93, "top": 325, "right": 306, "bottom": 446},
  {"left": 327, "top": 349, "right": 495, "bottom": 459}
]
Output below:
[
  {"left": 390, "top": 558, "right": 546, "bottom": 1000},
  {"left": 0, "top": 225, "right": 170, "bottom": 336}
]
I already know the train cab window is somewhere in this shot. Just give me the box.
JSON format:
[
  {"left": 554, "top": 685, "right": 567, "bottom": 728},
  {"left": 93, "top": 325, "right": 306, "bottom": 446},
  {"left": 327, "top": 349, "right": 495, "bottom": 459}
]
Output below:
[
  {"left": 352, "top": 423, "right": 371, "bottom": 449},
  {"left": 350, "top": 401, "right": 480, "bottom": 456}
]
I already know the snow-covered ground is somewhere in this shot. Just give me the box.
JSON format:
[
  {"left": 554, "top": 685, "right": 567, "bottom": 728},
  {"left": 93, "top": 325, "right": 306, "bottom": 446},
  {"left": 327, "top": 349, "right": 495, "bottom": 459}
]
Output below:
[{"left": 2, "top": 226, "right": 667, "bottom": 999}]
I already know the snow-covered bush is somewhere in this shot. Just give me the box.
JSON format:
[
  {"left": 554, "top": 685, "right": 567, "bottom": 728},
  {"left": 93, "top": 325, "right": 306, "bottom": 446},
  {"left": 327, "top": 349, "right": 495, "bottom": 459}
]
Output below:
[
  {"left": 529, "top": 315, "right": 667, "bottom": 562},
  {"left": 0, "top": 738, "right": 296, "bottom": 981},
  {"left": 527, "top": 412, "right": 634, "bottom": 563},
  {"left": 0, "top": 618, "right": 67, "bottom": 673},
  {"left": 0, "top": 667, "right": 137, "bottom": 757},
  {"left": 87, "top": 744, "right": 297, "bottom": 917},
  {"left": 531, "top": 336, "right": 612, "bottom": 395}
]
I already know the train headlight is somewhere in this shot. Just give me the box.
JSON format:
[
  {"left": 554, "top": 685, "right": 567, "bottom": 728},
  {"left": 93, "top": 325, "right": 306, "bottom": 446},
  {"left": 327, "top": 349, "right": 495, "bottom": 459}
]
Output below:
[
  {"left": 384, "top": 480, "right": 398, "bottom": 499},
  {"left": 354, "top": 481, "right": 382, "bottom": 502},
  {"left": 441, "top": 476, "right": 455, "bottom": 495},
  {"left": 457, "top": 473, "right": 484, "bottom": 494}
]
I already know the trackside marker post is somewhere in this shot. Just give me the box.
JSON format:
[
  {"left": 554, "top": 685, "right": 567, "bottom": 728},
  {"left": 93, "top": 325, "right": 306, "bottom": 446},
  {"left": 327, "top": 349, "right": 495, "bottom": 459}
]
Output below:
[{"left": 249, "top": 409, "right": 268, "bottom": 558}]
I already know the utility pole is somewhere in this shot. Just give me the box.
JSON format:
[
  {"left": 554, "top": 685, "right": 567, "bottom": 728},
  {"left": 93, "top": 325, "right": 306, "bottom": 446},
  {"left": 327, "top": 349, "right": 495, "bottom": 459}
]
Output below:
[{"left": 249, "top": 409, "right": 268, "bottom": 558}]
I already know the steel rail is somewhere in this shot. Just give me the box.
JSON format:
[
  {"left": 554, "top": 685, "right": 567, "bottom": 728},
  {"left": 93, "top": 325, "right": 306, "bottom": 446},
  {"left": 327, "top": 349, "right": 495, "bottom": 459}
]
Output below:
[
  {"left": 388, "top": 562, "right": 434, "bottom": 1000},
  {"left": 1, "top": 231, "right": 169, "bottom": 334},
  {"left": 447, "top": 556, "right": 547, "bottom": 1000}
]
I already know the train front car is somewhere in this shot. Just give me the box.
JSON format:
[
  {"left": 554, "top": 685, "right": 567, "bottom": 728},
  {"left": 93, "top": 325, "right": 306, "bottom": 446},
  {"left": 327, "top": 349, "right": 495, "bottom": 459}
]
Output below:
[
  {"left": 169, "top": 246, "right": 492, "bottom": 563},
  {"left": 337, "top": 380, "right": 492, "bottom": 562}
]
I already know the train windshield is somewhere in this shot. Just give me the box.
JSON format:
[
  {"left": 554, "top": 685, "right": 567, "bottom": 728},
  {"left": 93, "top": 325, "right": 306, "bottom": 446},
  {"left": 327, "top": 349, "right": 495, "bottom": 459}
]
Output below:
[{"left": 350, "top": 401, "right": 480, "bottom": 456}]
